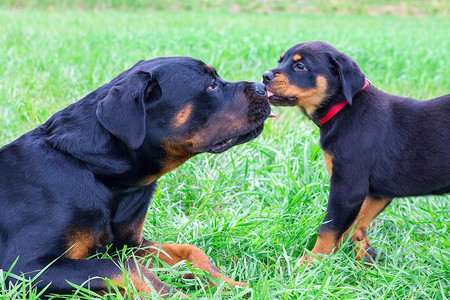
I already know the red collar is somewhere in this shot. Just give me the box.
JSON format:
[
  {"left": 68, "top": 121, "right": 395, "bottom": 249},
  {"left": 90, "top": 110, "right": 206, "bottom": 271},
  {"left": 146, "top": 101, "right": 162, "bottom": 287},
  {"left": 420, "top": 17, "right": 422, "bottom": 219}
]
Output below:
[{"left": 313, "top": 78, "right": 370, "bottom": 127}]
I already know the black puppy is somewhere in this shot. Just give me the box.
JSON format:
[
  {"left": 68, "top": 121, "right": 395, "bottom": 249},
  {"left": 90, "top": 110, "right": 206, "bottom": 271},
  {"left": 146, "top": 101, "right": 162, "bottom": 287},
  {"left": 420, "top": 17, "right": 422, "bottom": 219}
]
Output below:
[
  {"left": 0, "top": 57, "right": 271, "bottom": 297},
  {"left": 263, "top": 41, "right": 450, "bottom": 264}
]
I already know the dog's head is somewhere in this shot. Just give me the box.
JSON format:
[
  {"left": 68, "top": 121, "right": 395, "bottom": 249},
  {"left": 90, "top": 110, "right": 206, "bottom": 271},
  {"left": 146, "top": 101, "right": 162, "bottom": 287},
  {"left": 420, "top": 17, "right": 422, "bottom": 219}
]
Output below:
[
  {"left": 96, "top": 57, "right": 271, "bottom": 182},
  {"left": 262, "top": 41, "right": 366, "bottom": 118}
]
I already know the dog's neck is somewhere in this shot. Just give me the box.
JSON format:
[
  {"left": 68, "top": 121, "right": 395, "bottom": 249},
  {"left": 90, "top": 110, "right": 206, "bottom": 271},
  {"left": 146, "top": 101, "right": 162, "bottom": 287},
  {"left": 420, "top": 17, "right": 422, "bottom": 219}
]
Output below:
[
  {"left": 311, "top": 78, "right": 370, "bottom": 127},
  {"left": 40, "top": 96, "right": 172, "bottom": 187}
]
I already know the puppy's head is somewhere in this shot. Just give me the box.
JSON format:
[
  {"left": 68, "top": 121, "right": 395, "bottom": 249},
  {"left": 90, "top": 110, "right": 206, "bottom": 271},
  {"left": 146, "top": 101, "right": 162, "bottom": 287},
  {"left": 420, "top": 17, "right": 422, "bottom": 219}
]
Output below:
[
  {"left": 96, "top": 57, "right": 271, "bottom": 181},
  {"left": 262, "top": 41, "right": 366, "bottom": 118}
]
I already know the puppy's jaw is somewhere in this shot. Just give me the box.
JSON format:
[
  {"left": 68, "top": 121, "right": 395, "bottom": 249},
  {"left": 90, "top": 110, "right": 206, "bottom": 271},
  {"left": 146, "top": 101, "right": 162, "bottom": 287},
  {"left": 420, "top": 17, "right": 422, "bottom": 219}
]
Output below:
[{"left": 267, "top": 74, "right": 328, "bottom": 117}]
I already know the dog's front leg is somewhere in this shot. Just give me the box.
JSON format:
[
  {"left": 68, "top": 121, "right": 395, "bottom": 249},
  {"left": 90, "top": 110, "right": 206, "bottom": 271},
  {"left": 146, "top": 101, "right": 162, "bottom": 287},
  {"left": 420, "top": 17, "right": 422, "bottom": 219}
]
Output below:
[
  {"left": 9, "top": 257, "right": 188, "bottom": 298},
  {"left": 136, "top": 240, "right": 247, "bottom": 288},
  {"left": 300, "top": 169, "right": 368, "bottom": 264}
]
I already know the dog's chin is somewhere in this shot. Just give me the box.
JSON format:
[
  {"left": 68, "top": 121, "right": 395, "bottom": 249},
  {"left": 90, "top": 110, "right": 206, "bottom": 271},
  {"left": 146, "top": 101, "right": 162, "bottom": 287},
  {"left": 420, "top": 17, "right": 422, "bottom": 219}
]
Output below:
[
  {"left": 207, "top": 123, "right": 265, "bottom": 154},
  {"left": 268, "top": 95, "right": 298, "bottom": 107}
]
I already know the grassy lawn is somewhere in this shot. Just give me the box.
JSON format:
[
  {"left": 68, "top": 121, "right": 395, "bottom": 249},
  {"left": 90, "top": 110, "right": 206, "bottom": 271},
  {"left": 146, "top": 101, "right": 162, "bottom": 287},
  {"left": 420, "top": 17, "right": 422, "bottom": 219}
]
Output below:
[
  {"left": 1, "top": 5, "right": 449, "bottom": 300},
  {"left": 2, "top": 0, "right": 449, "bottom": 16}
]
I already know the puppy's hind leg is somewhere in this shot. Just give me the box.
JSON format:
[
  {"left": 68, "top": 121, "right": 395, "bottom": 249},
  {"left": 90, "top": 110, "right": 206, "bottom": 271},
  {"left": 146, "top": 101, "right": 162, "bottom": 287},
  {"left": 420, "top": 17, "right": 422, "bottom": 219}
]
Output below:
[{"left": 344, "top": 196, "right": 392, "bottom": 265}]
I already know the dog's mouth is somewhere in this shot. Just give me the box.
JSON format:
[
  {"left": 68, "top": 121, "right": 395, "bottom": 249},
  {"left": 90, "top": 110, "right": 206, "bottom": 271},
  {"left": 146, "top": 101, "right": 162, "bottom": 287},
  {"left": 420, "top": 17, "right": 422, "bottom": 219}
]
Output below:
[
  {"left": 266, "top": 89, "right": 298, "bottom": 106},
  {"left": 208, "top": 89, "right": 277, "bottom": 154},
  {"left": 208, "top": 122, "right": 266, "bottom": 154}
]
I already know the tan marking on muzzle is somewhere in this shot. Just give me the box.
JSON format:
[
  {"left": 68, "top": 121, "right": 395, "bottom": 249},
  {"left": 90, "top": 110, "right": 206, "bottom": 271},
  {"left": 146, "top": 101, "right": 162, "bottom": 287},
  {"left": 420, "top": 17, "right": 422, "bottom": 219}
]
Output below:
[
  {"left": 267, "top": 74, "right": 328, "bottom": 117},
  {"left": 142, "top": 97, "right": 252, "bottom": 186}
]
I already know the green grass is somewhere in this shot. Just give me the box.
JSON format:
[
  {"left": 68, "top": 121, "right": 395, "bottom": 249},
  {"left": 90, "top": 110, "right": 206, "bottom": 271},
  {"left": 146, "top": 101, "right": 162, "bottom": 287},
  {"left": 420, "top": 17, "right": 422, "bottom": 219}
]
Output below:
[
  {"left": 2, "top": 0, "right": 449, "bottom": 16},
  {"left": 1, "top": 7, "right": 449, "bottom": 300}
]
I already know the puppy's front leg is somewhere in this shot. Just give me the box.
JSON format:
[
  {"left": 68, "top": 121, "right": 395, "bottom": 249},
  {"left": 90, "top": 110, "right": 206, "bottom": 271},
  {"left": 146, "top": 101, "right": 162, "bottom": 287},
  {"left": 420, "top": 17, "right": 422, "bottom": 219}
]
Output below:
[{"left": 300, "top": 165, "right": 368, "bottom": 263}]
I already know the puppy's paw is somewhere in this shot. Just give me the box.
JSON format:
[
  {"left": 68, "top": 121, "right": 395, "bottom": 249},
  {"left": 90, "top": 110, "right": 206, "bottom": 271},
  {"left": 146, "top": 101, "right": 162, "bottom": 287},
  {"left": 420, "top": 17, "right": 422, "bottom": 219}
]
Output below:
[
  {"left": 296, "top": 252, "right": 322, "bottom": 267},
  {"left": 362, "top": 244, "right": 376, "bottom": 266}
]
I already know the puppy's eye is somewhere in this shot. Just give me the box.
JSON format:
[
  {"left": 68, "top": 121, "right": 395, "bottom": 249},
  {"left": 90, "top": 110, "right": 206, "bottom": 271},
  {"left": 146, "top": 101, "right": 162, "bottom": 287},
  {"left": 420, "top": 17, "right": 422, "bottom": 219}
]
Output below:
[
  {"left": 295, "top": 63, "right": 307, "bottom": 71},
  {"left": 208, "top": 79, "right": 218, "bottom": 90}
]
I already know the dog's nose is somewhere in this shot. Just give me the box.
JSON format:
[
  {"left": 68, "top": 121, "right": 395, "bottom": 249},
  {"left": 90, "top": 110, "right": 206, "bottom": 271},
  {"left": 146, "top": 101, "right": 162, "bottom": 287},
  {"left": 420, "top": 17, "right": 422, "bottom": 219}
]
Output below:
[
  {"left": 262, "top": 71, "right": 275, "bottom": 84},
  {"left": 254, "top": 82, "right": 267, "bottom": 96}
]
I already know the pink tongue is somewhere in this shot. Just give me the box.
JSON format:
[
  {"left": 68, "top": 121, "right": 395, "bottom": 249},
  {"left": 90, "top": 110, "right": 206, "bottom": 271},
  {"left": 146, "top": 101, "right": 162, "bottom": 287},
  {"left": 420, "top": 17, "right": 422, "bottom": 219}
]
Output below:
[
  {"left": 269, "top": 112, "right": 278, "bottom": 118},
  {"left": 267, "top": 90, "right": 274, "bottom": 98}
]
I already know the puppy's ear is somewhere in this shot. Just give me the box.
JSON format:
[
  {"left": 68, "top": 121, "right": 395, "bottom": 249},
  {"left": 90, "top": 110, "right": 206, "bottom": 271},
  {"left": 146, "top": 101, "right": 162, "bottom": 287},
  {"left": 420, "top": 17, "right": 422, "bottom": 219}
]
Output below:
[
  {"left": 328, "top": 52, "right": 365, "bottom": 105},
  {"left": 96, "top": 70, "right": 162, "bottom": 149}
]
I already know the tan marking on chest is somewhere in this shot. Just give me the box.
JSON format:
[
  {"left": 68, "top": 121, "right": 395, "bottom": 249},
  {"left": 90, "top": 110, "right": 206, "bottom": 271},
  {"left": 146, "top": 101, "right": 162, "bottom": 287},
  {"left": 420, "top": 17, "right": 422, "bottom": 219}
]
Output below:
[
  {"left": 65, "top": 225, "right": 111, "bottom": 259},
  {"left": 115, "top": 215, "right": 147, "bottom": 244},
  {"left": 65, "top": 229, "right": 96, "bottom": 259},
  {"left": 323, "top": 151, "right": 333, "bottom": 177},
  {"left": 140, "top": 139, "right": 193, "bottom": 186}
]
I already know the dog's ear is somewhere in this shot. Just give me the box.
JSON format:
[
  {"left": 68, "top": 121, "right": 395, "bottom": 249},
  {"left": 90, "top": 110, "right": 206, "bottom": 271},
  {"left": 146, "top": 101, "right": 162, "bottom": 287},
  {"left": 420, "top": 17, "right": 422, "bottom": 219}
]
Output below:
[
  {"left": 96, "top": 70, "right": 162, "bottom": 149},
  {"left": 328, "top": 52, "right": 365, "bottom": 105}
]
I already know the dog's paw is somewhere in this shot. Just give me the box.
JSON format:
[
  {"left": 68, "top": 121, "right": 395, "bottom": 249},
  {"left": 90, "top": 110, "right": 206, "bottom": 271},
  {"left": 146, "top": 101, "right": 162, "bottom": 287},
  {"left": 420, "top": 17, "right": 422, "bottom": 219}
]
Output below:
[
  {"left": 354, "top": 242, "right": 376, "bottom": 268},
  {"left": 362, "top": 244, "right": 376, "bottom": 266},
  {"left": 296, "top": 253, "right": 321, "bottom": 267},
  {"left": 217, "top": 275, "right": 250, "bottom": 289}
]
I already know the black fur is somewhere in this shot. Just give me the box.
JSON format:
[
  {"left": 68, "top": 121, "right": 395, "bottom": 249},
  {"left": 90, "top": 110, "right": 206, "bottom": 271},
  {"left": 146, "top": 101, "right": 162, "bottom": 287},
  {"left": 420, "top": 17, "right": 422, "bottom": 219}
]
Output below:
[
  {"left": 0, "top": 56, "right": 270, "bottom": 294},
  {"left": 264, "top": 41, "right": 449, "bottom": 259}
]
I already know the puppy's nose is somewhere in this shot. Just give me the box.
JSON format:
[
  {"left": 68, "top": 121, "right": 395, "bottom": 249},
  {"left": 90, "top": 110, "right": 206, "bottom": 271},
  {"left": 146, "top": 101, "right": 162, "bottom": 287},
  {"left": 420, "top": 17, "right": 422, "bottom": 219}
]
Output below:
[
  {"left": 253, "top": 82, "right": 267, "bottom": 96},
  {"left": 262, "top": 71, "right": 275, "bottom": 84}
]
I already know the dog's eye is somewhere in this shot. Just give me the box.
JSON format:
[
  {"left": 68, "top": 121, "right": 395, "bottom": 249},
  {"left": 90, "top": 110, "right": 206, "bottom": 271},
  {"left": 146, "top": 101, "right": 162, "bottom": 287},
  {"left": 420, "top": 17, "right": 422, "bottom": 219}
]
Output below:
[
  {"left": 295, "top": 63, "right": 307, "bottom": 71},
  {"left": 208, "top": 79, "right": 218, "bottom": 90}
]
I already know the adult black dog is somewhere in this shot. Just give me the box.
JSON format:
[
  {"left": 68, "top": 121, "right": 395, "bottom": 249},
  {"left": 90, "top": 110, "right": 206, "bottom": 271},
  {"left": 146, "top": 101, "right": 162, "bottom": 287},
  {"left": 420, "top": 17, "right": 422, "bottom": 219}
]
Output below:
[
  {"left": 0, "top": 57, "right": 272, "bottom": 298},
  {"left": 263, "top": 41, "right": 449, "bottom": 264}
]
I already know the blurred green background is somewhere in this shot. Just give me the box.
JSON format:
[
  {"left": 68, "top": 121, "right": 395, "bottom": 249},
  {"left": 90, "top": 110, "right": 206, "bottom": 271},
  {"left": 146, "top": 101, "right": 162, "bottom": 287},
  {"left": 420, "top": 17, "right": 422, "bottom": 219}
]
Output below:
[{"left": 2, "top": 0, "right": 449, "bottom": 16}]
